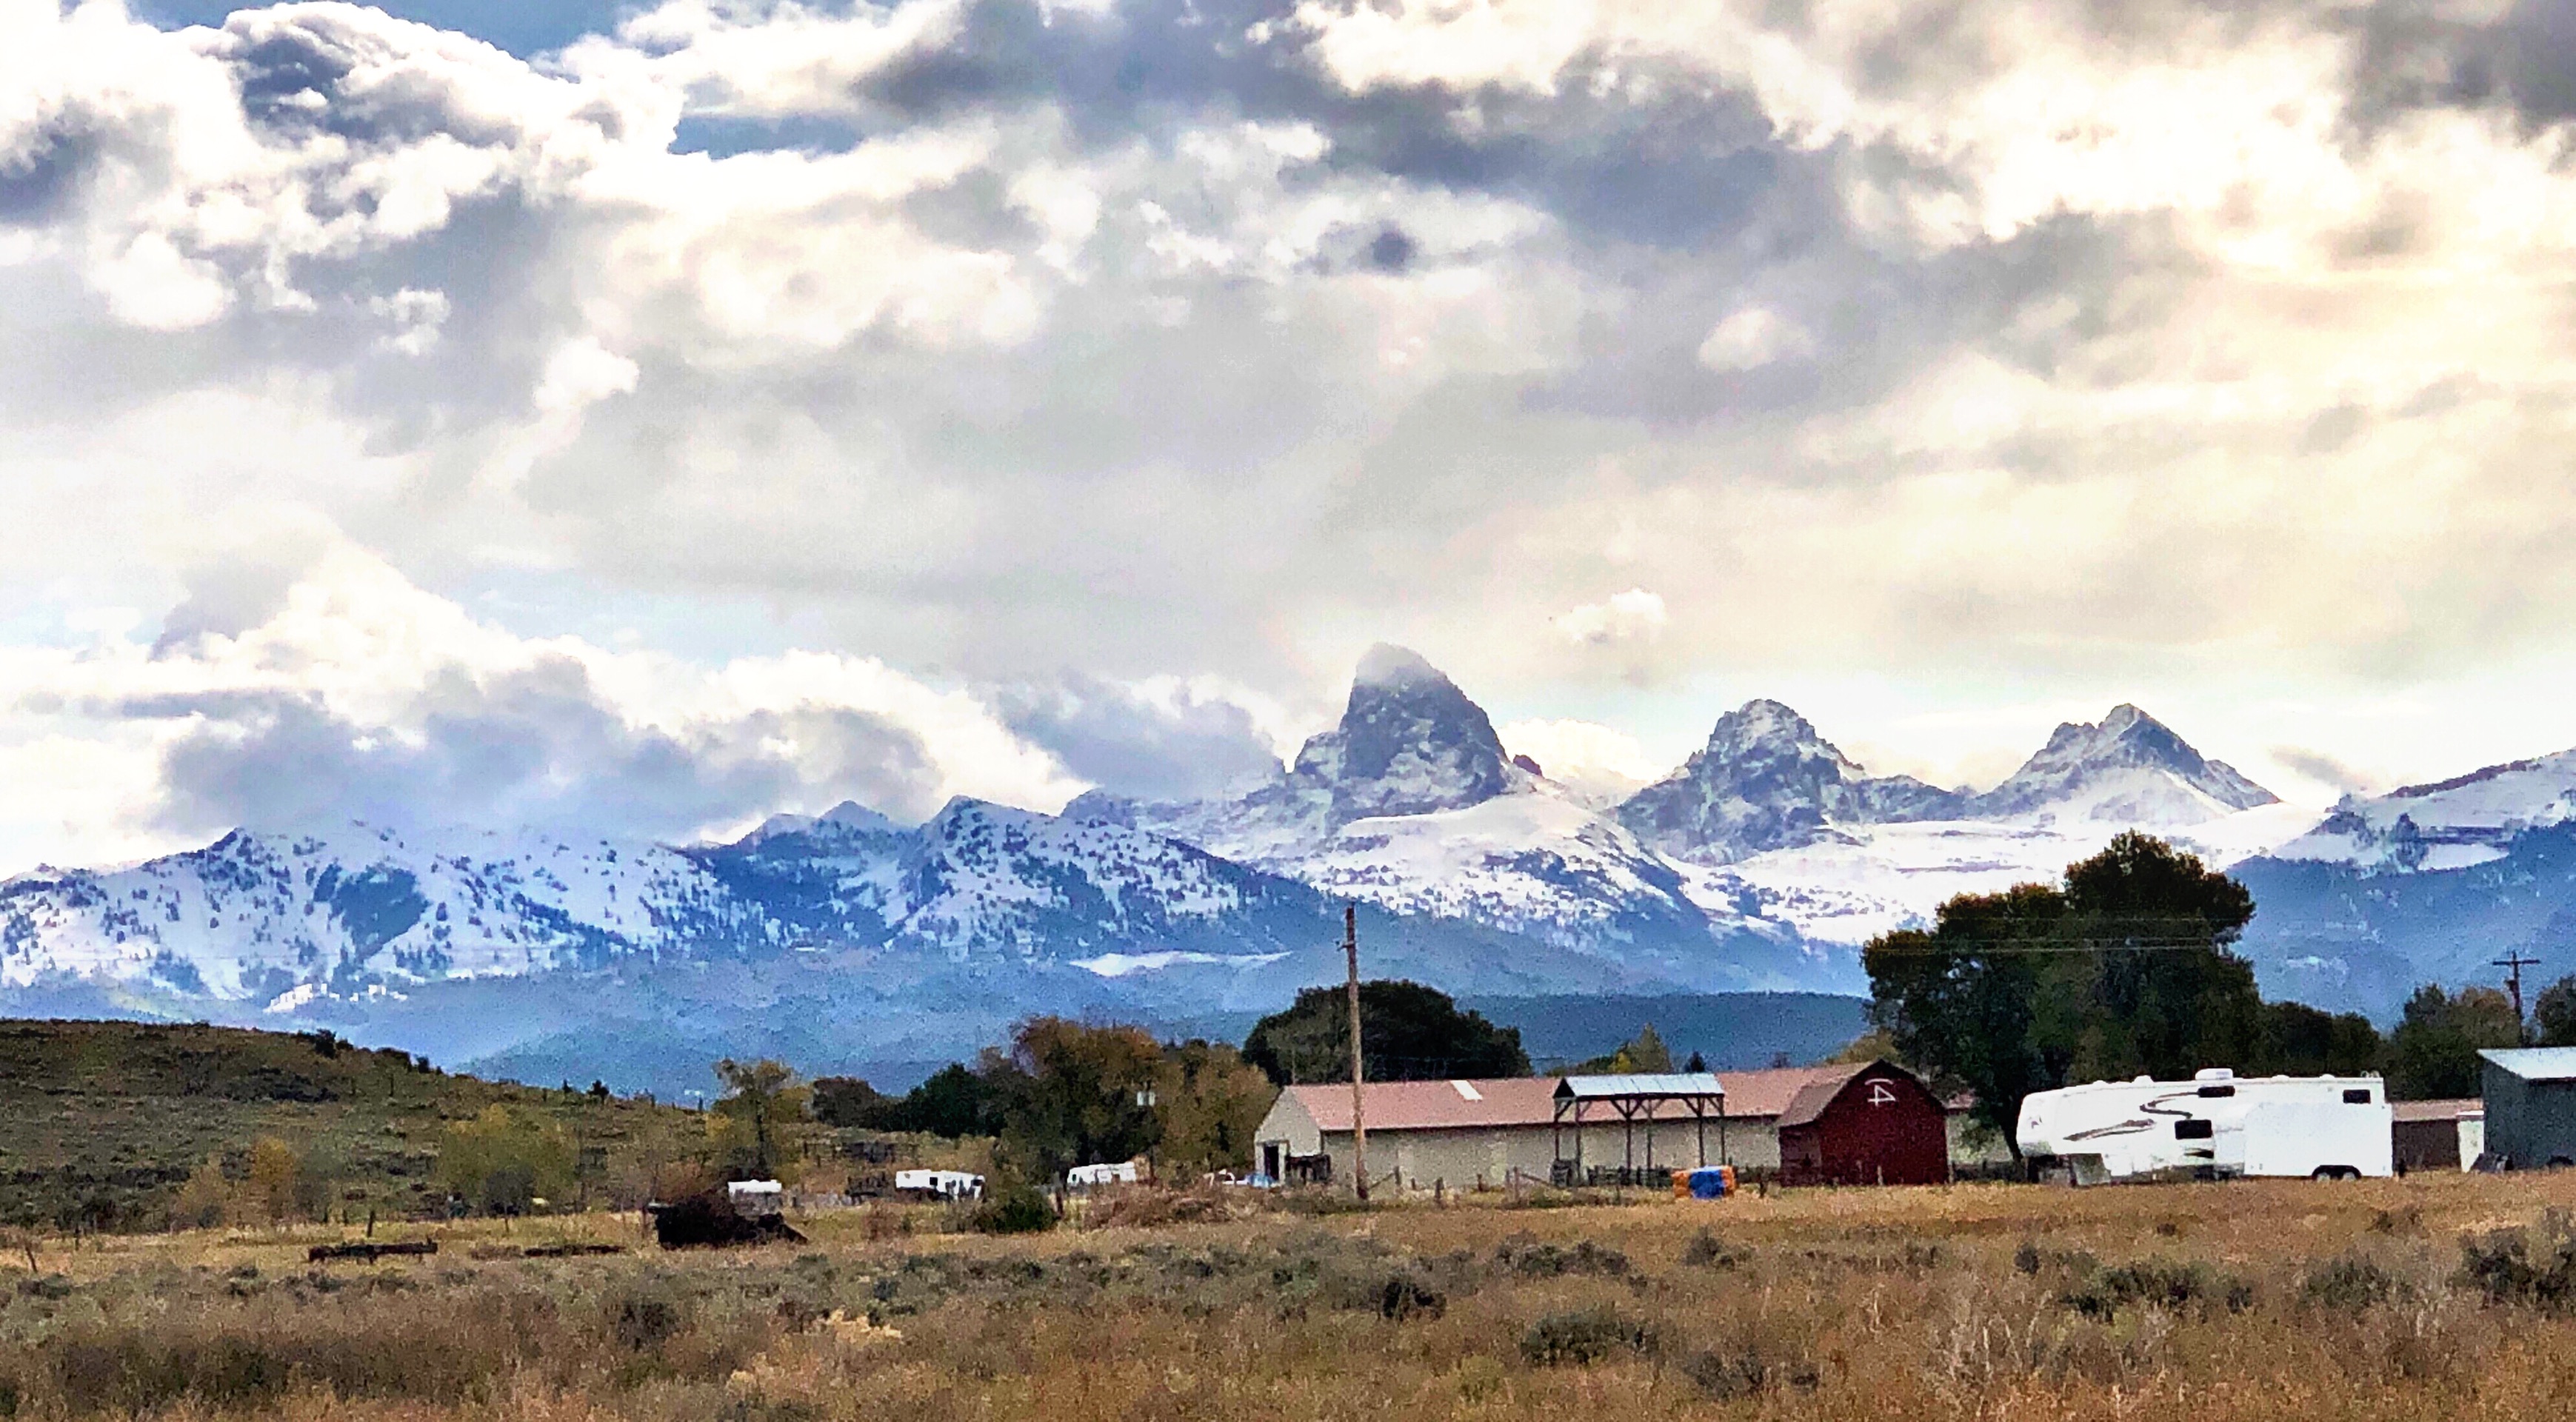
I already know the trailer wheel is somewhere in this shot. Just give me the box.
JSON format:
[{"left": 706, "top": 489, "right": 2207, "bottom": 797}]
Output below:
[{"left": 2310, "top": 1166, "right": 2360, "bottom": 1181}]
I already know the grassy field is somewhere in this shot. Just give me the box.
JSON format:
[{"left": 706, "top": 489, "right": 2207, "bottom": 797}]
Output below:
[
  {"left": 0, "top": 1021, "right": 707, "bottom": 1230},
  {"left": 8, "top": 1171, "right": 2576, "bottom": 1419}
]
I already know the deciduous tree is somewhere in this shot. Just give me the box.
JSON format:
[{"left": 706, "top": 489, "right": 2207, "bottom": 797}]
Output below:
[{"left": 1241, "top": 981, "right": 1529, "bottom": 1084}]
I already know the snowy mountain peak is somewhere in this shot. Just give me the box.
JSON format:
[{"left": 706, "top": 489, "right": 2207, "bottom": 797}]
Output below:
[
  {"left": 741, "top": 799, "right": 901, "bottom": 845},
  {"left": 1288, "top": 647, "right": 1522, "bottom": 821},
  {"left": 1618, "top": 700, "right": 1965, "bottom": 865},
  {"left": 1974, "top": 705, "right": 2277, "bottom": 824},
  {"left": 1703, "top": 699, "right": 1858, "bottom": 771},
  {"left": 2269, "top": 747, "right": 2576, "bottom": 873},
  {"left": 1352, "top": 642, "right": 1446, "bottom": 689}
]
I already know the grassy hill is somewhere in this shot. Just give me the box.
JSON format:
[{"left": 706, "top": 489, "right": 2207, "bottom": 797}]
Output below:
[{"left": 0, "top": 1019, "right": 707, "bottom": 1233}]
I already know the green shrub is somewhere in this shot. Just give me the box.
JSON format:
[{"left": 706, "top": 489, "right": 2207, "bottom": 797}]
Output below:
[
  {"left": 2460, "top": 1210, "right": 2576, "bottom": 1312},
  {"left": 1494, "top": 1234, "right": 1629, "bottom": 1278},
  {"left": 2061, "top": 1260, "right": 2255, "bottom": 1319},
  {"left": 971, "top": 1177, "right": 1056, "bottom": 1235},
  {"left": 1681, "top": 1229, "right": 1749, "bottom": 1269},
  {"left": 1680, "top": 1346, "right": 1818, "bottom": 1399},
  {"left": 1519, "top": 1306, "right": 1662, "bottom": 1366},
  {"left": 2302, "top": 1255, "right": 2406, "bottom": 1312}
]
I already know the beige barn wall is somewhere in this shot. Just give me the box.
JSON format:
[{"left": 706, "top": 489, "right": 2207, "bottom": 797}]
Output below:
[
  {"left": 1296, "top": 1118, "right": 1763, "bottom": 1191},
  {"left": 1252, "top": 1108, "right": 2003, "bottom": 1186}
]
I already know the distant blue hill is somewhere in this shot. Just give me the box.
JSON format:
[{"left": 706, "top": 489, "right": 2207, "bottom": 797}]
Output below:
[{"left": 1464, "top": 992, "right": 1871, "bottom": 1072}]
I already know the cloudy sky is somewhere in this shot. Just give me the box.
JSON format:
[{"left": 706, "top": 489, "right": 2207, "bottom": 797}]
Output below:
[{"left": 8, "top": 0, "right": 2576, "bottom": 872}]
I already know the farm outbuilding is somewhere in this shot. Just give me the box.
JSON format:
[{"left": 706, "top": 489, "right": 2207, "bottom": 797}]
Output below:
[
  {"left": 2391, "top": 1099, "right": 2483, "bottom": 1173},
  {"left": 1250, "top": 1060, "right": 1987, "bottom": 1192},
  {"left": 1772, "top": 1060, "right": 1952, "bottom": 1186},
  {"left": 2478, "top": 1048, "right": 2576, "bottom": 1169}
]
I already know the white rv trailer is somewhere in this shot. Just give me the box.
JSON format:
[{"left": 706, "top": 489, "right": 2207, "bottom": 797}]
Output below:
[
  {"left": 2017, "top": 1069, "right": 2393, "bottom": 1184},
  {"left": 1065, "top": 1161, "right": 1141, "bottom": 1191},
  {"left": 893, "top": 1169, "right": 985, "bottom": 1201}
]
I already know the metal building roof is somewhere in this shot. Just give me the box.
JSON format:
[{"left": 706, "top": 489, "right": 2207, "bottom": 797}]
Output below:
[
  {"left": 1555, "top": 1072, "right": 1725, "bottom": 1100},
  {"left": 1286, "top": 1078, "right": 1560, "bottom": 1132},
  {"left": 2392, "top": 1098, "right": 2483, "bottom": 1124},
  {"left": 2480, "top": 1047, "right": 2576, "bottom": 1082}
]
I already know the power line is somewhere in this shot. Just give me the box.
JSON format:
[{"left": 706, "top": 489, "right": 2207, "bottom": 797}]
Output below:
[{"left": 1861, "top": 939, "right": 2257, "bottom": 956}]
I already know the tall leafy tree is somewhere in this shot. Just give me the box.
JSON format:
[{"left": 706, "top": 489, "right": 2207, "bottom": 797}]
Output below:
[
  {"left": 1866, "top": 883, "right": 2063, "bottom": 1152},
  {"left": 2386, "top": 985, "right": 2523, "bottom": 1098},
  {"left": 2535, "top": 973, "right": 2576, "bottom": 1048},
  {"left": 2055, "top": 832, "right": 2261, "bottom": 1081},
  {"left": 1241, "top": 980, "right": 1530, "bottom": 1085},
  {"left": 2254, "top": 1000, "right": 2383, "bottom": 1076},
  {"left": 711, "top": 1058, "right": 809, "bottom": 1178},
  {"left": 1868, "top": 833, "right": 2270, "bottom": 1156},
  {"left": 1152, "top": 1040, "right": 1277, "bottom": 1178},
  {"left": 986, "top": 1018, "right": 1164, "bottom": 1180}
]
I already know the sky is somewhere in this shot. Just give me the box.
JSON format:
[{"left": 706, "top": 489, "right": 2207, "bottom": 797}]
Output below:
[{"left": 9, "top": 0, "right": 2576, "bottom": 873}]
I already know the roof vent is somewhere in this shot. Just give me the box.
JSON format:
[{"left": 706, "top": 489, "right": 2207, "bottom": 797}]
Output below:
[{"left": 1452, "top": 1081, "right": 1484, "bottom": 1101}]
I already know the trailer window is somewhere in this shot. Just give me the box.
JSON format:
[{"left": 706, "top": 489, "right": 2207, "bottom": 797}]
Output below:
[
  {"left": 2174, "top": 1119, "right": 2215, "bottom": 1140},
  {"left": 2342, "top": 1089, "right": 2373, "bottom": 1104}
]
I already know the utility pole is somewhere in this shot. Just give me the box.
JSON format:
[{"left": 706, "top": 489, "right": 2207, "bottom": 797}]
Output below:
[
  {"left": 2496, "top": 949, "right": 2543, "bottom": 1038},
  {"left": 1345, "top": 902, "right": 1368, "bottom": 1203}
]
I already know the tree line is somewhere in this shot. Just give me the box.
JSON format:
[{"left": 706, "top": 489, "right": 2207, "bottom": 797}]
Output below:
[{"left": 1866, "top": 831, "right": 2569, "bottom": 1155}]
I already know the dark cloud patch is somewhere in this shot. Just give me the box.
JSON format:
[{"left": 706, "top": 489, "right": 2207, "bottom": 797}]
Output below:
[
  {"left": 2271, "top": 746, "right": 2382, "bottom": 795},
  {"left": 670, "top": 113, "right": 866, "bottom": 158},
  {"left": 2299, "top": 404, "right": 2368, "bottom": 455},
  {"left": 1365, "top": 224, "right": 1415, "bottom": 273},
  {"left": 0, "top": 120, "right": 97, "bottom": 226},
  {"left": 136, "top": 0, "right": 631, "bottom": 59},
  {"left": 995, "top": 675, "right": 1281, "bottom": 801},
  {"left": 844, "top": 1, "right": 1796, "bottom": 250},
  {"left": 150, "top": 542, "right": 326, "bottom": 657},
  {"left": 136, "top": 655, "right": 942, "bottom": 838},
  {"left": 222, "top": 7, "right": 530, "bottom": 148},
  {"left": 2344, "top": 0, "right": 2576, "bottom": 133}
]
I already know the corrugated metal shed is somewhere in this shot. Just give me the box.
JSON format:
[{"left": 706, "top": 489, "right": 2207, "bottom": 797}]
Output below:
[
  {"left": 2480, "top": 1047, "right": 2576, "bottom": 1081},
  {"left": 1555, "top": 1072, "right": 1726, "bottom": 1100}
]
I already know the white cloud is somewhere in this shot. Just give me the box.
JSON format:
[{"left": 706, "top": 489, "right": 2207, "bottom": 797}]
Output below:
[
  {"left": 7, "top": 0, "right": 2576, "bottom": 863},
  {"left": 1554, "top": 588, "right": 1668, "bottom": 647},
  {"left": 1696, "top": 307, "right": 1810, "bottom": 371},
  {"left": 0, "top": 535, "right": 1091, "bottom": 872},
  {"left": 1498, "top": 717, "right": 1662, "bottom": 782}
]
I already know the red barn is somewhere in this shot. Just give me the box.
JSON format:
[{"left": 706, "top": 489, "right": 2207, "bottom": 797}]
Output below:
[{"left": 1775, "top": 1060, "right": 1950, "bottom": 1186}]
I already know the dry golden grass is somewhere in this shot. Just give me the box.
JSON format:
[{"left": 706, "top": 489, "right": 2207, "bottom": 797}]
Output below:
[{"left": 10, "top": 1172, "right": 2576, "bottom": 1420}]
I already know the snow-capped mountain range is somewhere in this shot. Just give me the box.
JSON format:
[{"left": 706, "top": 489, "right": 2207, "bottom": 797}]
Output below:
[{"left": 16, "top": 641, "right": 2576, "bottom": 1065}]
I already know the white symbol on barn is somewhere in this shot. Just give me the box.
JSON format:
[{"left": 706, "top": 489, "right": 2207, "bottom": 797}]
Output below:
[{"left": 1867, "top": 1081, "right": 1898, "bottom": 1106}]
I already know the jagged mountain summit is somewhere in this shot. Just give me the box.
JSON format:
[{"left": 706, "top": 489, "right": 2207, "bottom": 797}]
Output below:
[
  {"left": 1297, "top": 644, "right": 1526, "bottom": 821},
  {"left": 1071, "top": 652, "right": 1831, "bottom": 990},
  {"left": 1969, "top": 704, "right": 2277, "bottom": 824},
  {"left": 1617, "top": 699, "right": 1966, "bottom": 864}
]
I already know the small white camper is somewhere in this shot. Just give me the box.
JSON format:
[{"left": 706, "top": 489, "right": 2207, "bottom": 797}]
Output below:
[
  {"left": 2017, "top": 1069, "right": 2392, "bottom": 1184},
  {"left": 893, "top": 1169, "right": 985, "bottom": 1201},
  {"left": 1065, "top": 1162, "right": 1141, "bottom": 1192}
]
